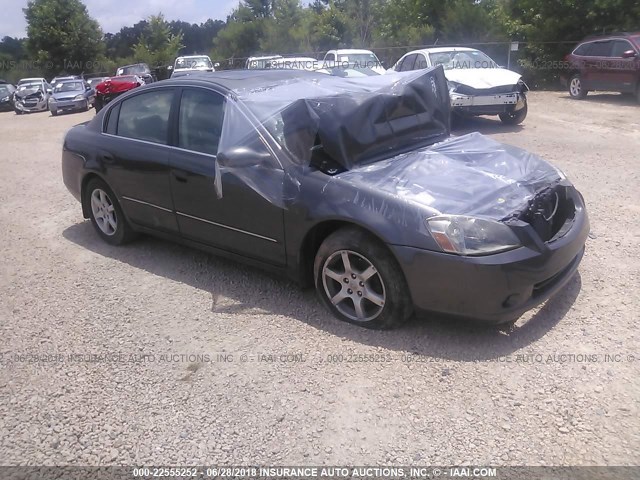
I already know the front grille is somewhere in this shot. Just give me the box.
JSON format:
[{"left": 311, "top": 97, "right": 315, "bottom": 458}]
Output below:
[
  {"left": 518, "top": 185, "right": 575, "bottom": 242},
  {"left": 455, "top": 84, "right": 517, "bottom": 96}
]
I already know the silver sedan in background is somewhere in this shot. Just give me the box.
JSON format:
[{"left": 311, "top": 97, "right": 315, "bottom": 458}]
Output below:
[{"left": 48, "top": 80, "right": 95, "bottom": 116}]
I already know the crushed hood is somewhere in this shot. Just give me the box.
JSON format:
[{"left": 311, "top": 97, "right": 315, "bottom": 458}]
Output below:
[
  {"left": 445, "top": 68, "right": 521, "bottom": 89},
  {"left": 333, "top": 132, "right": 564, "bottom": 220},
  {"left": 15, "top": 88, "right": 43, "bottom": 98}
]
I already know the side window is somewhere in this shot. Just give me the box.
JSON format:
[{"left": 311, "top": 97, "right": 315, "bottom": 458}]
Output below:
[
  {"left": 178, "top": 89, "right": 225, "bottom": 156},
  {"left": 117, "top": 90, "right": 174, "bottom": 145},
  {"left": 589, "top": 41, "right": 612, "bottom": 57},
  {"left": 400, "top": 54, "right": 417, "bottom": 71},
  {"left": 574, "top": 43, "right": 591, "bottom": 56},
  {"left": 105, "top": 103, "right": 121, "bottom": 135},
  {"left": 611, "top": 40, "right": 634, "bottom": 57},
  {"left": 326, "top": 53, "right": 335, "bottom": 62},
  {"left": 415, "top": 54, "right": 429, "bottom": 70},
  {"left": 393, "top": 57, "right": 404, "bottom": 71}
]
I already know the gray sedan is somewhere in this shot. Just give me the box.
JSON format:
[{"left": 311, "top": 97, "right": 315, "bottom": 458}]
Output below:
[{"left": 49, "top": 80, "right": 95, "bottom": 116}]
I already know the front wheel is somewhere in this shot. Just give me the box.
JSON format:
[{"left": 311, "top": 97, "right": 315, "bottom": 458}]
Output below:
[
  {"left": 499, "top": 94, "right": 527, "bottom": 125},
  {"left": 314, "top": 227, "right": 412, "bottom": 329},
  {"left": 85, "top": 178, "right": 137, "bottom": 245},
  {"left": 569, "top": 74, "right": 588, "bottom": 99}
]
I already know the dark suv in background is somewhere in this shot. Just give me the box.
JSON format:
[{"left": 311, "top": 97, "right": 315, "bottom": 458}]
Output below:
[{"left": 562, "top": 32, "right": 640, "bottom": 101}]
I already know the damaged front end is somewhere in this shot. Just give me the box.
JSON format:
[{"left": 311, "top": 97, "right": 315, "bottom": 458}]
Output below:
[
  {"left": 14, "top": 89, "right": 48, "bottom": 113},
  {"left": 449, "top": 80, "right": 528, "bottom": 116}
]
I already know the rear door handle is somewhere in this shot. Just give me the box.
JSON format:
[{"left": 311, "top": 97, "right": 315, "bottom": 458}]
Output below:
[{"left": 101, "top": 153, "right": 114, "bottom": 163}]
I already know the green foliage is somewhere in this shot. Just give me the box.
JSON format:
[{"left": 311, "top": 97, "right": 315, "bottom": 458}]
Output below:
[
  {"left": 131, "top": 14, "right": 184, "bottom": 68},
  {"left": 23, "top": 0, "right": 103, "bottom": 75}
]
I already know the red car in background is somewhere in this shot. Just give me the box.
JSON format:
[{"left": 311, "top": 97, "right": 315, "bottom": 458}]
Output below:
[
  {"left": 561, "top": 32, "right": 640, "bottom": 102},
  {"left": 94, "top": 75, "right": 144, "bottom": 113}
]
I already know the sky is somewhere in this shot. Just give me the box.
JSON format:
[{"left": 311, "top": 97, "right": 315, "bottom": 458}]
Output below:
[{"left": 1, "top": 0, "right": 240, "bottom": 38}]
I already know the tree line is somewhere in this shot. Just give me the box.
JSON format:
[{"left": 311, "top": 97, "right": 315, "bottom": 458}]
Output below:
[{"left": 0, "top": 0, "right": 638, "bottom": 85}]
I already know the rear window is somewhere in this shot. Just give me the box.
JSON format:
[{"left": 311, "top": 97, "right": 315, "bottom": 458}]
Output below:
[{"left": 116, "top": 90, "right": 174, "bottom": 145}]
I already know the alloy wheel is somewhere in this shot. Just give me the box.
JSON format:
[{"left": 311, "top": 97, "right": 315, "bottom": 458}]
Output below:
[
  {"left": 90, "top": 188, "right": 117, "bottom": 236},
  {"left": 321, "top": 250, "right": 386, "bottom": 322},
  {"left": 570, "top": 77, "right": 581, "bottom": 97}
]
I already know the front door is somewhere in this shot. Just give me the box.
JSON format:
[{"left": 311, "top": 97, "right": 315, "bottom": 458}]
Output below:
[{"left": 168, "top": 87, "right": 286, "bottom": 266}]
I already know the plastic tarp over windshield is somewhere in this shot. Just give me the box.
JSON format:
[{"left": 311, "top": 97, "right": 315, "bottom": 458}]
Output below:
[
  {"left": 214, "top": 67, "right": 450, "bottom": 206},
  {"left": 226, "top": 66, "right": 450, "bottom": 169},
  {"left": 331, "top": 132, "right": 565, "bottom": 220}
]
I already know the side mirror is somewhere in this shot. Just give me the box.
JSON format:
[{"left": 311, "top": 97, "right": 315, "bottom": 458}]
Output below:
[
  {"left": 621, "top": 50, "right": 637, "bottom": 58},
  {"left": 167, "top": 65, "right": 173, "bottom": 70},
  {"left": 217, "top": 146, "right": 270, "bottom": 168},
  {"left": 214, "top": 62, "right": 220, "bottom": 68},
  {"left": 46, "top": 88, "right": 52, "bottom": 94}
]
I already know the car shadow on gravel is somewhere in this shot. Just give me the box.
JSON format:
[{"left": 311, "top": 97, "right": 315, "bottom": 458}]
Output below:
[{"left": 63, "top": 221, "right": 581, "bottom": 362}]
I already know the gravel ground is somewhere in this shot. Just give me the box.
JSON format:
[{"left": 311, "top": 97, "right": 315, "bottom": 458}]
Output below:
[{"left": 0, "top": 91, "right": 639, "bottom": 467}]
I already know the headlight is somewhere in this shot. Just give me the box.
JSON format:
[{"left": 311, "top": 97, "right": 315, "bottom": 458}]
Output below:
[
  {"left": 1, "top": 95, "right": 9, "bottom": 101},
  {"left": 426, "top": 215, "right": 521, "bottom": 256},
  {"left": 73, "top": 94, "right": 84, "bottom": 101}
]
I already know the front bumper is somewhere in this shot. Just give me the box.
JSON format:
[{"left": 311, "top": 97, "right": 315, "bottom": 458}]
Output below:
[
  {"left": 451, "top": 92, "right": 523, "bottom": 115},
  {"left": 391, "top": 190, "right": 589, "bottom": 324},
  {"left": 50, "top": 99, "right": 87, "bottom": 113},
  {"left": 15, "top": 98, "right": 48, "bottom": 112}
]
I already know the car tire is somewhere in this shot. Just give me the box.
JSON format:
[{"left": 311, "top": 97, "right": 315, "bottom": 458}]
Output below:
[
  {"left": 313, "top": 227, "right": 412, "bottom": 329},
  {"left": 51, "top": 109, "right": 57, "bottom": 117},
  {"left": 14, "top": 108, "right": 22, "bottom": 115},
  {"left": 94, "top": 97, "right": 103, "bottom": 113},
  {"left": 85, "top": 178, "right": 137, "bottom": 246},
  {"left": 569, "top": 74, "right": 588, "bottom": 99},
  {"left": 499, "top": 94, "right": 527, "bottom": 125}
]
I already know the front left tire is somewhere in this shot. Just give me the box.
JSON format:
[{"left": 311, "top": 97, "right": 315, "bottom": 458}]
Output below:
[
  {"left": 499, "top": 94, "right": 528, "bottom": 125},
  {"left": 313, "top": 227, "right": 412, "bottom": 329},
  {"left": 85, "top": 178, "right": 137, "bottom": 245}
]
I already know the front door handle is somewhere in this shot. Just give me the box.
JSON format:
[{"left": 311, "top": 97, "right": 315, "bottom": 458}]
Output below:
[{"left": 173, "top": 172, "right": 188, "bottom": 183}]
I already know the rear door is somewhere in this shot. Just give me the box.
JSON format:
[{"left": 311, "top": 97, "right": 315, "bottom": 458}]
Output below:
[
  {"left": 101, "top": 88, "right": 179, "bottom": 233},
  {"left": 582, "top": 40, "right": 613, "bottom": 90},
  {"left": 608, "top": 39, "right": 639, "bottom": 92},
  {"left": 168, "top": 87, "right": 286, "bottom": 266}
]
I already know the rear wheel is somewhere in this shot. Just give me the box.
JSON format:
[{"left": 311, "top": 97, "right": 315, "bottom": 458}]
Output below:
[
  {"left": 499, "top": 94, "right": 527, "bottom": 125},
  {"left": 85, "top": 178, "right": 137, "bottom": 245},
  {"left": 314, "top": 227, "right": 412, "bottom": 329},
  {"left": 94, "top": 96, "right": 104, "bottom": 113},
  {"left": 569, "top": 74, "right": 588, "bottom": 99}
]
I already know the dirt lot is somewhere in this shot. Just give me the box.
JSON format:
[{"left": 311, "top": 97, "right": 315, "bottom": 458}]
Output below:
[{"left": 0, "top": 91, "right": 639, "bottom": 466}]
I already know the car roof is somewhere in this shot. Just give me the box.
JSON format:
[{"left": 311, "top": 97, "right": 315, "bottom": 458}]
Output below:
[
  {"left": 247, "top": 55, "right": 282, "bottom": 60},
  {"left": 177, "top": 55, "right": 211, "bottom": 59},
  {"left": 582, "top": 31, "right": 640, "bottom": 40},
  {"left": 409, "top": 47, "right": 477, "bottom": 55},
  {"left": 332, "top": 49, "right": 375, "bottom": 54},
  {"left": 159, "top": 69, "right": 320, "bottom": 91},
  {"left": 19, "top": 77, "right": 45, "bottom": 82}
]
